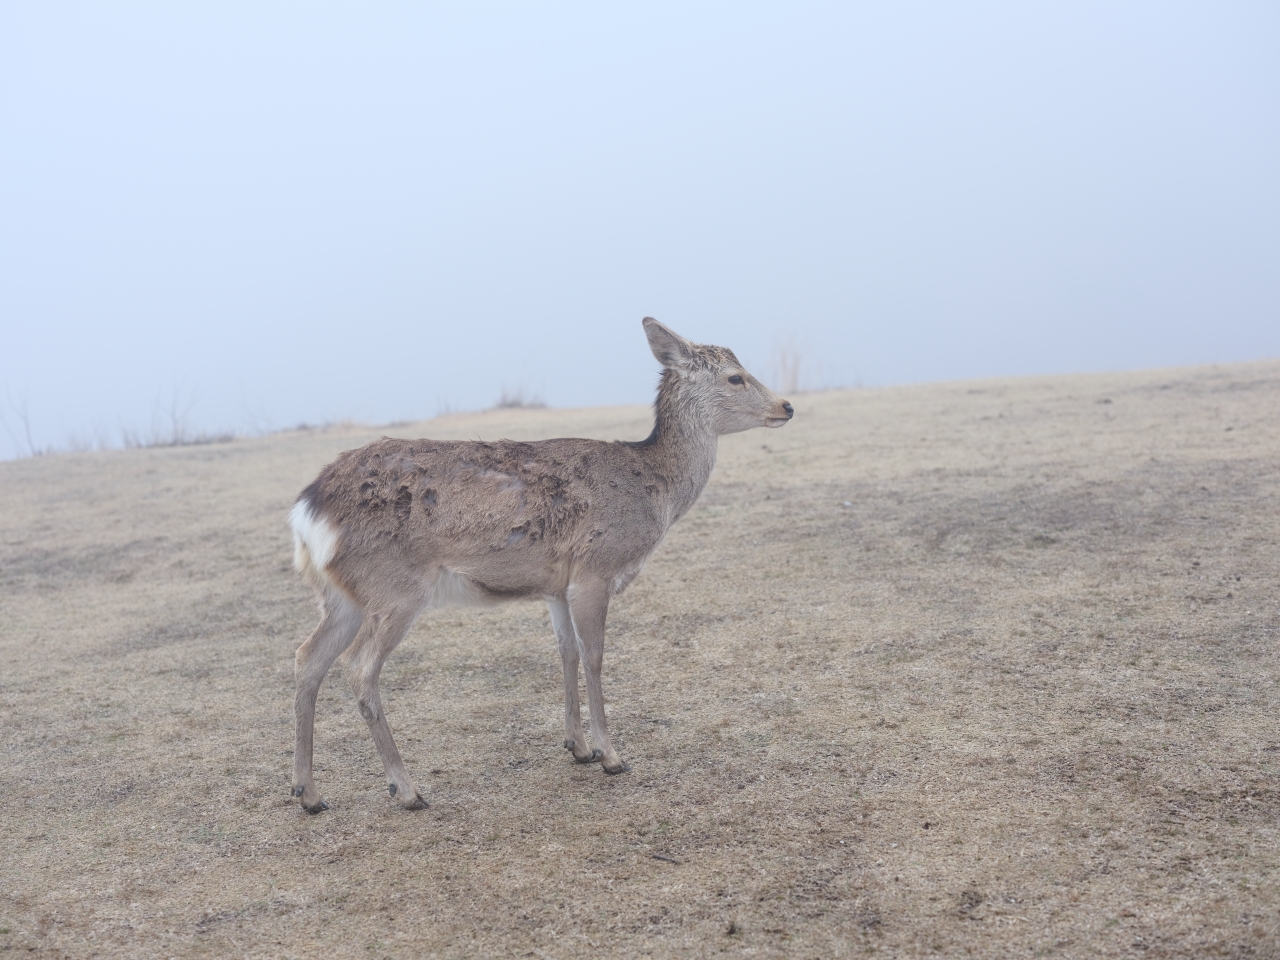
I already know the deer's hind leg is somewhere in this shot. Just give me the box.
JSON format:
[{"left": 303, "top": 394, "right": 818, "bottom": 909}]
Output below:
[
  {"left": 294, "top": 588, "right": 364, "bottom": 813},
  {"left": 549, "top": 597, "right": 596, "bottom": 763},
  {"left": 342, "top": 598, "right": 428, "bottom": 809}
]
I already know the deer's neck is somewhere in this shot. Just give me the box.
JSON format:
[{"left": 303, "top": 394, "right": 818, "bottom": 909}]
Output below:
[{"left": 643, "top": 375, "right": 719, "bottom": 527}]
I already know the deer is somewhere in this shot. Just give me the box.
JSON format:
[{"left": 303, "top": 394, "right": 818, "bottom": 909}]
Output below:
[{"left": 288, "top": 318, "right": 794, "bottom": 812}]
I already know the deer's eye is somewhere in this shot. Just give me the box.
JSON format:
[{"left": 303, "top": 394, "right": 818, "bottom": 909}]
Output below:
[{"left": 728, "top": 375, "right": 744, "bottom": 385}]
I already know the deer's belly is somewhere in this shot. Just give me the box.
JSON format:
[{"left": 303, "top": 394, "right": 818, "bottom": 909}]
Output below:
[{"left": 426, "top": 567, "right": 560, "bottom": 608}]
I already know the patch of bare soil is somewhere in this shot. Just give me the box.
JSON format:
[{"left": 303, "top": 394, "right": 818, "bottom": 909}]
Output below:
[{"left": 1, "top": 361, "right": 1278, "bottom": 959}]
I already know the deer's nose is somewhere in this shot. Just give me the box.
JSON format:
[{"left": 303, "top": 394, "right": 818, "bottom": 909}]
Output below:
[{"left": 783, "top": 402, "right": 794, "bottom": 418}]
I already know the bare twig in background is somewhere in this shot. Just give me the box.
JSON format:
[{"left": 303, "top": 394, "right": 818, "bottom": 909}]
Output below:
[
  {"left": 238, "top": 382, "right": 276, "bottom": 437},
  {"left": 19, "top": 401, "right": 39, "bottom": 455},
  {"left": 0, "top": 404, "right": 23, "bottom": 457},
  {"left": 120, "top": 384, "right": 235, "bottom": 449},
  {"left": 121, "top": 386, "right": 191, "bottom": 448},
  {"left": 0, "top": 394, "right": 48, "bottom": 457},
  {"left": 118, "top": 422, "right": 141, "bottom": 449},
  {"left": 62, "top": 426, "right": 115, "bottom": 453},
  {"left": 160, "top": 382, "right": 196, "bottom": 446},
  {"left": 493, "top": 386, "right": 546, "bottom": 410},
  {"left": 770, "top": 338, "right": 803, "bottom": 394},
  {"left": 120, "top": 423, "right": 236, "bottom": 449},
  {"left": 0, "top": 386, "right": 234, "bottom": 460}
]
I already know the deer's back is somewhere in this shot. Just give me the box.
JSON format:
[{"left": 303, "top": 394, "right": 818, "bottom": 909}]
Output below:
[{"left": 299, "top": 436, "right": 669, "bottom": 600}]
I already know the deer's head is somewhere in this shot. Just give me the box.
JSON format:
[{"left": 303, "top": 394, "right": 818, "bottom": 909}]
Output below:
[{"left": 643, "top": 317, "right": 794, "bottom": 435}]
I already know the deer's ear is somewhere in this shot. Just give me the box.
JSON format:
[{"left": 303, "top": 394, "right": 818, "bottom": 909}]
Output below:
[{"left": 643, "top": 317, "right": 696, "bottom": 370}]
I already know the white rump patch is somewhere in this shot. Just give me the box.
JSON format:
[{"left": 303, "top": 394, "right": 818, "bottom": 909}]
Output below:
[{"left": 289, "top": 499, "right": 340, "bottom": 578}]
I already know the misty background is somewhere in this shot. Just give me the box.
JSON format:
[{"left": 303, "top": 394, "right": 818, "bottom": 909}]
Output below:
[{"left": 1, "top": 3, "right": 1277, "bottom": 460}]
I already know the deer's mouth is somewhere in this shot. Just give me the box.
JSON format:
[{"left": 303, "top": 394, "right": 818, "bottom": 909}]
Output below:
[{"left": 765, "top": 402, "right": 795, "bottom": 428}]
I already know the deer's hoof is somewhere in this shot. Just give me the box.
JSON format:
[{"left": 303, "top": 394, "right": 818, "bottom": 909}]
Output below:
[
  {"left": 295, "top": 783, "right": 329, "bottom": 813},
  {"left": 403, "top": 794, "right": 429, "bottom": 811},
  {"left": 387, "top": 781, "right": 427, "bottom": 809},
  {"left": 602, "top": 760, "right": 632, "bottom": 775},
  {"left": 565, "top": 740, "right": 601, "bottom": 764}
]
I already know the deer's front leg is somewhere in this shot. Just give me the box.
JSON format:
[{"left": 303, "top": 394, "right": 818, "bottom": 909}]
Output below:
[
  {"left": 548, "top": 597, "right": 596, "bottom": 763},
  {"left": 566, "top": 579, "right": 629, "bottom": 774}
]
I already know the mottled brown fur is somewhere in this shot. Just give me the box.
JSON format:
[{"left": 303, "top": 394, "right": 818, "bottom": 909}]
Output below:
[
  {"left": 288, "top": 318, "right": 793, "bottom": 812},
  {"left": 300, "top": 436, "right": 664, "bottom": 602}
]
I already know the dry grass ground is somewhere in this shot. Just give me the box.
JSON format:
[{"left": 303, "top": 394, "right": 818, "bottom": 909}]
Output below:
[{"left": 2, "top": 361, "right": 1278, "bottom": 959}]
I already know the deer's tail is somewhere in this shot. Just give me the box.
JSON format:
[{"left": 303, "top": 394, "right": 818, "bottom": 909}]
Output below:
[{"left": 289, "top": 497, "right": 340, "bottom": 591}]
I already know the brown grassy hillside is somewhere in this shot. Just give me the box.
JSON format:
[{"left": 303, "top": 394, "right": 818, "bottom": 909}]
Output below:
[{"left": 2, "top": 361, "right": 1278, "bottom": 958}]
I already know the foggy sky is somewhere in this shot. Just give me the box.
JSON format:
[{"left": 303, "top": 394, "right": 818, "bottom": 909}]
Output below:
[{"left": 2, "top": 3, "right": 1277, "bottom": 459}]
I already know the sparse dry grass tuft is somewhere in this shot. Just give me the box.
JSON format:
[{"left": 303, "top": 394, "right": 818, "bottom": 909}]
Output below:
[
  {"left": 493, "top": 386, "right": 546, "bottom": 410},
  {"left": 1, "top": 362, "right": 1278, "bottom": 958}
]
